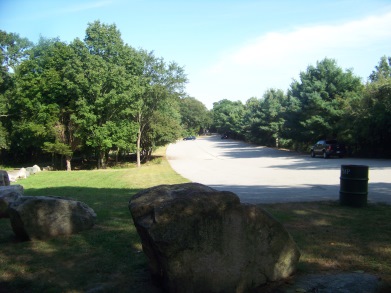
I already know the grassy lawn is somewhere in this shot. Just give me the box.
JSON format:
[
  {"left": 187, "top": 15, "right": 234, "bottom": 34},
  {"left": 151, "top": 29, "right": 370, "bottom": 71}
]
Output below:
[
  {"left": 1, "top": 153, "right": 390, "bottom": 292},
  {"left": 263, "top": 201, "right": 391, "bottom": 291}
]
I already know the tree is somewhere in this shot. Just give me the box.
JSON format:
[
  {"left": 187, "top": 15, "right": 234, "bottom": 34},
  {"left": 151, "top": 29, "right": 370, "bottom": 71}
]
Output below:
[
  {"left": 8, "top": 38, "right": 63, "bottom": 162},
  {"left": 42, "top": 141, "right": 72, "bottom": 169},
  {"left": 141, "top": 103, "right": 182, "bottom": 162},
  {"left": 369, "top": 55, "right": 391, "bottom": 82},
  {"left": 286, "top": 58, "right": 363, "bottom": 148},
  {"left": 212, "top": 99, "right": 245, "bottom": 139},
  {"left": 9, "top": 37, "right": 86, "bottom": 168},
  {"left": 242, "top": 97, "right": 262, "bottom": 143},
  {"left": 2, "top": 22, "right": 188, "bottom": 167},
  {"left": 0, "top": 31, "right": 33, "bottom": 154},
  {"left": 179, "top": 96, "right": 211, "bottom": 135},
  {"left": 244, "top": 89, "right": 287, "bottom": 147},
  {"left": 0, "top": 30, "right": 32, "bottom": 71},
  {"left": 364, "top": 77, "right": 391, "bottom": 156},
  {"left": 134, "top": 50, "right": 187, "bottom": 167},
  {"left": 345, "top": 60, "right": 391, "bottom": 156},
  {"left": 72, "top": 21, "right": 141, "bottom": 169}
]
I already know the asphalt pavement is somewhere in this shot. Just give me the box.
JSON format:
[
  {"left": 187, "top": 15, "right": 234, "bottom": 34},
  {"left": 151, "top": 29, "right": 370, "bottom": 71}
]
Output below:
[{"left": 166, "top": 135, "right": 391, "bottom": 204}]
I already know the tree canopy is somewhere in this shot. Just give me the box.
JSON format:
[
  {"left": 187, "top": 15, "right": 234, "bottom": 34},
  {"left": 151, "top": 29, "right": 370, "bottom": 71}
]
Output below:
[
  {"left": 211, "top": 57, "right": 391, "bottom": 157},
  {"left": 1, "top": 24, "right": 390, "bottom": 166},
  {"left": 0, "top": 23, "right": 203, "bottom": 168}
]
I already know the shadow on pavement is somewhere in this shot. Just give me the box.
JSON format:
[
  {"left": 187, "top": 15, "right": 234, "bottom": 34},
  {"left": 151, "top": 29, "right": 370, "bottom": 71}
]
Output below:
[{"left": 209, "top": 182, "right": 391, "bottom": 205}]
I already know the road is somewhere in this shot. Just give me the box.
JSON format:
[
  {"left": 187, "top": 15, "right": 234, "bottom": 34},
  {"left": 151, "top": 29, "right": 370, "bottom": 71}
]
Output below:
[{"left": 166, "top": 135, "right": 391, "bottom": 204}]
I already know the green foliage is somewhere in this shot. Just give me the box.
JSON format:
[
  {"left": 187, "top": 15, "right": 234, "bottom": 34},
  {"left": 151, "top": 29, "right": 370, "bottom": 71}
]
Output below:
[
  {"left": 0, "top": 22, "right": 193, "bottom": 168},
  {"left": 212, "top": 99, "right": 245, "bottom": 139},
  {"left": 209, "top": 56, "right": 390, "bottom": 157},
  {"left": 286, "top": 58, "right": 363, "bottom": 147},
  {"left": 42, "top": 141, "right": 72, "bottom": 156},
  {"left": 0, "top": 30, "right": 32, "bottom": 70},
  {"left": 346, "top": 75, "right": 391, "bottom": 156},
  {"left": 1, "top": 23, "right": 390, "bottom": 162},
  {"left": 0, "top": 122, "right": 8, "bottom": 150},
  {"left": 0, "top": 30, "right": 33, "bottom": 152},
  {"left": 141, "top": 107, "right": 182, "bottom": 161},
  {"left": 242, "top": 89, "right": 288, "bottom": 147},
  {"left": 71, "top": 41, "right": 140, "bottom": 168},
  {"left": 179, "top": 96, "right": 212, "bottom": 135},
  {"left": 369, "top": 55, "right": 391, "bottom": 82},
  {"left": 134, "top": 50, "right": 187, "bottom": 167}
]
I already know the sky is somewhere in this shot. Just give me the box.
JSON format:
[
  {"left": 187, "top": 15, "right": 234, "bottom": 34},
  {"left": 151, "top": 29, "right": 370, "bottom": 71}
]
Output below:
[{"left": 1, "top": 0, "right": 391, "bottom": 109}]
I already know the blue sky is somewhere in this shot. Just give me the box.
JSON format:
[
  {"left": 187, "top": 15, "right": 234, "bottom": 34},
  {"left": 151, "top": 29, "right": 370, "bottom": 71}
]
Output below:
[{"left": 1, "top": 0, "right": 391, "bottom": 108}]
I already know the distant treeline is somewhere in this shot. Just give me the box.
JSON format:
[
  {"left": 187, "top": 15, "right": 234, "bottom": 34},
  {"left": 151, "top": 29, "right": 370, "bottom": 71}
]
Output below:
[
  {"left": 211, "top": 57, "right": 391, "bottom": 157},
  {"left": 1, "top": 23, "right": 390, "bottom": 170}
]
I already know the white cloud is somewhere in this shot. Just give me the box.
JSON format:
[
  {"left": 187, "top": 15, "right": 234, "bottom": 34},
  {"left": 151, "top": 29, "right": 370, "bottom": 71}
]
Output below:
[{"left": 188, "top": 10, "right": 391, "bottom": 108}]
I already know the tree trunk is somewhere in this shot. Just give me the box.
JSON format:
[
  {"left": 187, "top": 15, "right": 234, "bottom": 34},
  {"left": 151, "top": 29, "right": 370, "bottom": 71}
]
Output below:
[
  {"left": 97, "top": 149, "right": 101, "bottom": 169},
  {"left": 65, "top": 156, "right": 72, "bottom": 171},
  {"left": 137, "top": 127, "right": 142, "bottom": 168},
  {"left": 100, "top": 151, "right": 106, "bottom": 169},
  {"left": 115, "top": 148, "right": 119, "bottom": 165}
]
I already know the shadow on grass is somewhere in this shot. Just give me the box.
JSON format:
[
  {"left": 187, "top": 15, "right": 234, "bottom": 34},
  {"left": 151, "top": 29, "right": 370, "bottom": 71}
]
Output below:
[
  {"left": 1, "top": 186, "right": 390, "bottom": 292},
  {"left": 0, "top": 186, "right": 163, "bottom": 293},
  {"left": 262, "top": 201, "right": 391, "bottom": 291}
]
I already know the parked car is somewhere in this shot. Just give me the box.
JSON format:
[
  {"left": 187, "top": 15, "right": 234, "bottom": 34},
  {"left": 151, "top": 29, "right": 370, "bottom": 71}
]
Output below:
[
  {"left": 221, "top": 133, "right": 229, "bottom": 139},
  {"left": 183, "top": 136, "right": 196, "bottom": 141},
  {"left": 310, "top": 139, "right": 346, "bottom": 158}
]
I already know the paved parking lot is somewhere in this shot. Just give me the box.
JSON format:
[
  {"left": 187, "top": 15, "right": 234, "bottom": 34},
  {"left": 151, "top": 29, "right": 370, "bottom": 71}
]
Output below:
[{"left": 167, "top": 135, "right": 391, "bottom": 204}]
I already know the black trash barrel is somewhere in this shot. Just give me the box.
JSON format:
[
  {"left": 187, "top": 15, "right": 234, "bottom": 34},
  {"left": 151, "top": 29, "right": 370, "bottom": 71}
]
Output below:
[{"left": 340, "top": 165, "right": 368, "bottom": 207}]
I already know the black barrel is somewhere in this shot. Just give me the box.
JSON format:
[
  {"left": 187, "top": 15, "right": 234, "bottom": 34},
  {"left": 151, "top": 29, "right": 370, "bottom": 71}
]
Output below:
[{"left": 340, "top": 165, "right": 368, "bottom": 207}]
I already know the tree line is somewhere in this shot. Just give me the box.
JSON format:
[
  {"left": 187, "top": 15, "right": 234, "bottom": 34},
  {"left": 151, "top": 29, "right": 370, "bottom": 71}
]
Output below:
[
  {"left": 211, "top": 57, "right": 391, "bottom": 157},
  {"left": 0, "top": 21, "right": 211, "bottom": 170},
  {"left": 1, "top": 21, "right": 390, "bottom": 170}
]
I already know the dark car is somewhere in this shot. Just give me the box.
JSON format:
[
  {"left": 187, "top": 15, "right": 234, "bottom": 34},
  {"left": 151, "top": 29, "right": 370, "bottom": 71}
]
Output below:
[
  {"left": 183, "top": 136, "right": 196, "bottom": 141},
  {"left": 221, "top": 133, "right": 229, "bottom": 139},
  {"left": 310, "top": 139, "right": 346, "bottom": 158}
]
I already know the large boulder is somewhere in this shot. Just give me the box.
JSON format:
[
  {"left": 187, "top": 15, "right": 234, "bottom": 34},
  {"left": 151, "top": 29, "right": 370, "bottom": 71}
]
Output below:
[
  {"left": 129, "top": 183, "right": 300, "bottom": 293},
  {"left": 8, "top": 196, "right": 97, "bottom": 240},
  {"left": 0, "top": 185, "right": 24, "bottom": 218}
]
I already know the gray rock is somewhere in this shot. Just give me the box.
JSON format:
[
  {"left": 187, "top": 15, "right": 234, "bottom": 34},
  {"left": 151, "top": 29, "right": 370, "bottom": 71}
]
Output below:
[
  {"left": 8, "top": 196, "right": 97, "bottom": 240},
  {"left": 26, "top": 165, "right": 41, "bottom": 175},
  {"left": 0, "top": 185, "right": 24, "bottom": 218},
  {"left": 0, "top": 170, "right": 10, "bottom": 186},
  {"left": 42, "top": 166, "right": 54, "bottom": 171},
  {"left": 8, "top": 167, "right": 28, "bottom": 182},
  {"left": 129, "top": 183, "right": 300, "bottom": 293}
]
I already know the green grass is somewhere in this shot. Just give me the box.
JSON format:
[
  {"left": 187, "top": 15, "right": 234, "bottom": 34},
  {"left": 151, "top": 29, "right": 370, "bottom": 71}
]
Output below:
[
  {"left": 1, "top": 154, "right": 391, "bottom": 292},
  {"left": 0, "top": 156, "right": 189, "bottom": 293},
  {"left": 263, "top": 201, "right": 391, "bottom": 291}
]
